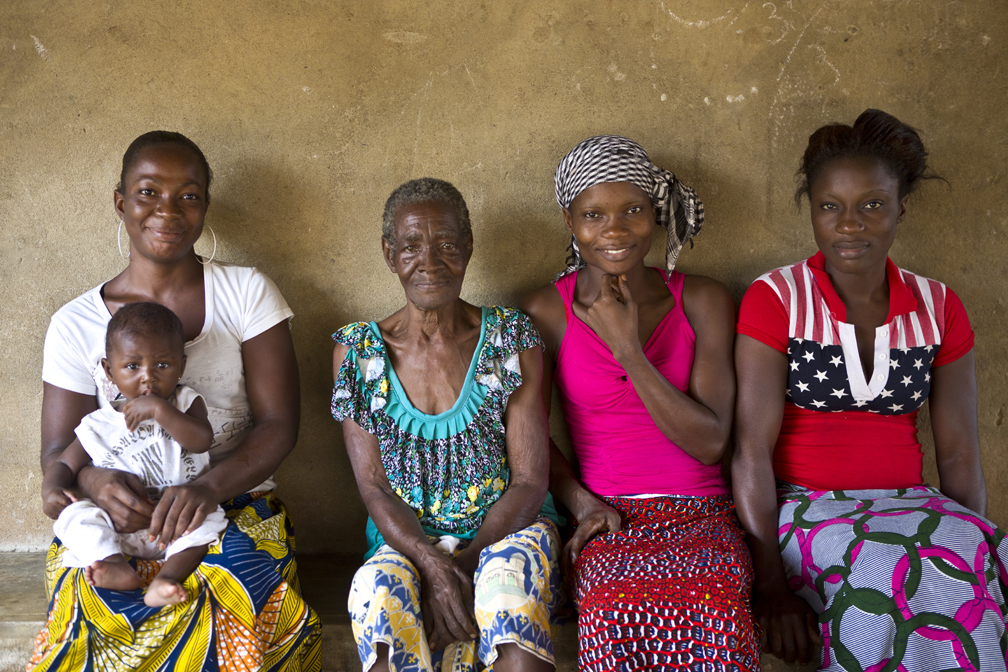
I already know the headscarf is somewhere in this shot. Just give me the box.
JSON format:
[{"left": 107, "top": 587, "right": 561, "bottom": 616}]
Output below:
[{"left": 554, "top": 135, "right": 704, "bottom": 278}]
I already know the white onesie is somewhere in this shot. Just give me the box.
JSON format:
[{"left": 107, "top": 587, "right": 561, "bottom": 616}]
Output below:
[{"left": 54, "top": 385, "right": 228, "bottom": 567}]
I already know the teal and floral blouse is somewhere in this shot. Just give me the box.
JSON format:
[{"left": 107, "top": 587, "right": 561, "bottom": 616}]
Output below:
[{"left": 332, "top": 306, "right": 555, "bottom": 557}]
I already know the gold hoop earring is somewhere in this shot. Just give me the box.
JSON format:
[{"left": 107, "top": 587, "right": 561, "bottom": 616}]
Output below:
[
  {"left": 197, "top": 225, "right": 217, "bottom": 265},
  {"left": 116, "top": 220, "right": 130, "bottom": 259}
]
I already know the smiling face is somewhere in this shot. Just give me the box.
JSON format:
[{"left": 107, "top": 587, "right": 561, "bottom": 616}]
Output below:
[
  {"left": 114, "top": 144, "right": 210, "bottom": 263},
  {"left": 563, "top": 181, "right": 656, "bottom": 275},
  {"left": 383, "top": 200, "right": 473, "bottom": 311},
  {"left": 102, "top": 332, "right": 186, "bottom": 401},
  {"left": 810, "top": 155, "right": 908, "bottom": 276}
]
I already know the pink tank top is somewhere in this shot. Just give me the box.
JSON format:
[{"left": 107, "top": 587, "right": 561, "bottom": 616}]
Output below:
[{"left": 553, "top": 269, "right": 729, "bottom": 497}]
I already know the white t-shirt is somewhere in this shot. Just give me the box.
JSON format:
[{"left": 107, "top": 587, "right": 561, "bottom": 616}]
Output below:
[
  {"left": 78, "top": 386, "right": 209, "bottom": 498},
  {"left": 42, "top": 261, "right": 294, "bottom": 492}
]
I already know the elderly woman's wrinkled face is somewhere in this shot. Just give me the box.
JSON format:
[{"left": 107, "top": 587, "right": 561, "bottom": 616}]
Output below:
[{"left": 383, "top": 200, "right": 472, "bottom": 311}]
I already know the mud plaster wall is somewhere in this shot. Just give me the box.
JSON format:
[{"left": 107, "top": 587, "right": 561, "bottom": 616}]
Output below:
[{"left": 1, "top": 0, "right": 1005, "bottom": 553}]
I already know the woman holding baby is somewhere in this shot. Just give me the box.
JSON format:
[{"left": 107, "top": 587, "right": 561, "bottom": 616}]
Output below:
[{"left": 31, "top": 131, "right": 321, "bottom": 672}]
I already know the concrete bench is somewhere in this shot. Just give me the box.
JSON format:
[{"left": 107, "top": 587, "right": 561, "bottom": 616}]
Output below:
[{"left": 0, "top": 552, "right": 814, "bottom": 671}]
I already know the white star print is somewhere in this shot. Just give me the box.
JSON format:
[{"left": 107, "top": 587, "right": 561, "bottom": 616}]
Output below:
[
  {"left": 811, "top": 400, "right": 827, "bottom": 408},
  {"left": 925, "top": 372, "right": 931, "bottom": 382},
  {"left": 911, "top": 390, "right": 922, "bottom": 401},
  {"left": 924, "top": 345, "right": 933, "bottom": 352},
  {"left": 829, "top": 355, "right": 843, "bottom": 367},
  {"left": 901, "top": 375, "right": 913, "bottom": 387},
  {"left": 899, "top": 347, "right": 910, "bottom": 354},
  {"left": 814, "top": 370, "right": 828, "bottom": 383},
  {"left": 853, "top": 400, "right": 867, "bottom": 407},
  {"left": 790, "top": 361, "right": 800, "bottom": 371},
  {"left": 890, "top": 358, "right": 899, "bottom": 370},
  {"left": 830, "top": 388, "right": 847, "bottom": 399},
  {"left": 796, "top": 381, "right": 810, "bottom": 393},
  {"left": 889, "top": 403, "right": 904, "bottom": 412},
  {"left": 786, "top": 388, "right": 791, "bottom": 396},
  {"left": 913, "top": 359, "right": 923, "bottom": 370},
  {"left": 880, "top": 389, "right": 894, "bottom": 398},
  {"left": 803, "top": 351, "right": 815, "bottom": 363}
]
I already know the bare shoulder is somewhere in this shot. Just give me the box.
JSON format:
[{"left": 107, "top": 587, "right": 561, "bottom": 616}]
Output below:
[
  {"left": 681, "top": 274, "right": 735, "bottom": 332},
  {"left": 518, "top": 284, "right": 566, "bottom": 355}
]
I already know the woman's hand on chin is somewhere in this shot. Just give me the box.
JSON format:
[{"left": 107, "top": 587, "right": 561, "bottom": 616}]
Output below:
[
  {"left": 78, "top": 466, "right": 155, "bottom": 533},
  {"left": 563, "top": 496, "right": 622, "bottom": 577},
  {"left": 418, "top": 552, "right": 478, "bottom": 650},
  {"left": 753, "top": 583, "right": 821, "bottom": 665},
  {"left": 148, "top": 482, "right": 219, "bottom": 548},
  {"left": 573, "top": 273, "right": 641, "bottom": 362}
]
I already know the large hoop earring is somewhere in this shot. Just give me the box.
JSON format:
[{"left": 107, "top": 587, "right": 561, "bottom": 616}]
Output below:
[
  {"left": 116, "top": 220, "right": 130, "bottom": 259},
  {"left": 197, "top": 225, "right": 217, "bottom": 265}
]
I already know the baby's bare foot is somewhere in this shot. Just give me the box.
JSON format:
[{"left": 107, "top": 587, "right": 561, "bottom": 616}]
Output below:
[
  {"left": 84, "top": 556, "right": 142, "bottom": 591},
  {"left": 144, "top": 576, "right": 189, "bottom": 607}
]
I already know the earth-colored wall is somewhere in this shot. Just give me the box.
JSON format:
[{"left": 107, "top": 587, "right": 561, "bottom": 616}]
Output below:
[{"left": 1, "top": 0, "right": 1005, "bottom": 554}]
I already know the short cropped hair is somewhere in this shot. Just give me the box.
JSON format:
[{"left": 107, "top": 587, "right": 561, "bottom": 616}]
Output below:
[
  {"left": 381, "top": 178, "right": 472, "bottom": 247},
  {"left": 106, "top": 302, "right": 185, "bottom": 356},
  {"left": 795, "top": 108, "right": 942, "bottom": 206},
  {"left": 117, "top": 130, "right": 213, "bottom": 201}
]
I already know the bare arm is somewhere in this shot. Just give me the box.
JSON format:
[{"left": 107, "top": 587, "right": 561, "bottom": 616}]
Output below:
[
  {"left": 40, "top": 438, "right": 92, "bottom": 519},
  {"left": 519, "top": 287, "right": 622, "bottom": 573},
  {"left": 732, "top": 334, "right": 819, "bottom": 664},
  {"left": 454, "top": 347, "right": 549, "bottom": 576},
  {"left": 120, "top": 395, "right": 214, "bottom": 452},
  {"left": 929, "top": 350, "right": 986, "bottom": 515},
  {"left": 575, "top": 274, "right": 735, "bottom": 465},
  {"left": 148, "top": 321, "right": 300, "bottom": 546},
  {"left": 334, "top": 342, "right": 478, "bottom": 649}
]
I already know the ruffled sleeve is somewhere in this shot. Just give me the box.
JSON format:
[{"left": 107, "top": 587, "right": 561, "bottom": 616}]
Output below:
[
  {"left": 474, "top": 307, "right": 543, "bottom": 398},
  {"left": 331, "top": 322, "right": 389, "bottom": 430}
]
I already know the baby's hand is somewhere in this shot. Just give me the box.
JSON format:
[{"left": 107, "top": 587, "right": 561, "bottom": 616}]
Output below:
[
  {"left": 121, "top": 396, "right": 167, "bottom": 432},
  {"left": 42, "top": 485, "right": 77, "bottom": 518}
]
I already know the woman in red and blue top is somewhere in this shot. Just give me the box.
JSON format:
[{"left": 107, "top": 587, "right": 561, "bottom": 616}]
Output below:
[{"left": 733, "top": 109, "right": 1007, "bottom": 671}]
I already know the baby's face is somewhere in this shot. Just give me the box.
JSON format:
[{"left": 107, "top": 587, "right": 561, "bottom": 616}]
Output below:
[{"left": 103, "top": 332, "right": 185, "bottom": 401}]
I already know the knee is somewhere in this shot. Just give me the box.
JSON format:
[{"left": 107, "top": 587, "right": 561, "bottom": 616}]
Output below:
[
  {"left": 348, "top": 549, "right": 421, "bottom": 618},
  {"left": 492, "top": 643, "right": 553, "bottom": 672}
]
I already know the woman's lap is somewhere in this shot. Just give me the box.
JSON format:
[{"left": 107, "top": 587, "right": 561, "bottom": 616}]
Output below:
[
  {"left": 28, "top": 491, "right": 322, "bottom": 672},
  {"left": 573, "top": 495, "right": 760, "bottom": 672},
  {"left": 778, "top": 484, "right": 1008, "bottom": 672},
  {"left": 347, "top": 517, "right": 560, "bottom": 672}
]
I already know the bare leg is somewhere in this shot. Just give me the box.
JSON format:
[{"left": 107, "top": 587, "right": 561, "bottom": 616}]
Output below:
[
  {"left": 144, "top": 544, "right": 208, "bottom": 607},
  {"left": 368, "top": 643, "right": 390, "bottom": 672},
  {"left": 491, "top": 643, "right": 554, "bottom": 672},
  {"left": 84, "top": 554, "right": 143, "bottom": 591}
]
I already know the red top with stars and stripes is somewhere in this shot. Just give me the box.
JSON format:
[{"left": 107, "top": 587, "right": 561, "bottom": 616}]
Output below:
[{"left": 737, "top": 253, "right": 974, "bottom": 490}]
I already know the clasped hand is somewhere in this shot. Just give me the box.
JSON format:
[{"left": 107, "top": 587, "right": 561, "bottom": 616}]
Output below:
[
  {"left": 418, "top": 552, "right": 479, "bottom": 650},
  {"left": 754, "top": 583, "right": 821, "bottom": 664},
  {"left": 572, "top": 273, "right": 641, "bottom": 361},
  {"left": 79, "top": 467, "right": 217, "bottom": 546},
  {"left": 121, "top": 395, "right": 168, "bottom": 432}
]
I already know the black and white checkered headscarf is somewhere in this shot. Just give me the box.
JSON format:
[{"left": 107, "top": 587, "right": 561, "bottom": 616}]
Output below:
[{"left": 554, "top": 135, "right": 704, "bottom": 278}]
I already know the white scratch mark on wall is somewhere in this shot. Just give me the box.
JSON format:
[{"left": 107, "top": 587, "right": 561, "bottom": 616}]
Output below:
[
  {"left": 608, "top": 63, "right": 626, "bottom": 81},
  {"left": 661, "top": 93, "right": 668, "bottom": 102},
  {"left": 762, "top": 3, "right": 794, "bottom": 45},
  {"left": 704, "top": 97, "right": 711, "bottom": 105},
  {"left": 807, "top": 44, "right": 840, "bottom": 84},
  {"left": 727, "top": 94, "right": 746, "bottom": 103},
  {"left": 302, "top": 86, "right": 311, "bottom": 93},
  {"left": 384, "top": 31, "right": 427, "bottom": 44},
  {"left": 30, "top": 34, "right": 49, "bottom": 61},
  {"left": 768, "top": 2, "right": 828, "bottom": 147},
  {"left": 656, "top": 1, "right": 750, "bottom": 29},
  {"left": 982, "top": 35, "right": 991, "bottom": 46},
  {"left": 750, "top": 86, "right": 758, "bottom": 93}
]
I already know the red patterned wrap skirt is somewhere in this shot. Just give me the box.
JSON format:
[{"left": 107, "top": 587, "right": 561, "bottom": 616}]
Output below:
[{"left": 572, "top": 494, "right": 760, "bottom": 672}]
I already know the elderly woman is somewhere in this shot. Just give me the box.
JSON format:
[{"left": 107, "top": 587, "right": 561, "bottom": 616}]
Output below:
[
  {"left": 733, "top": 109, "right": 1008, "bottom": 670},
  {"left": 332, "top": 178, "right": 562, "bottom": 672},
  {"left": 520, "top": 136, "right": 760, "bottom": 671},
  {"left": 32, "top": 131, "right": 320, "bottom": 671}
]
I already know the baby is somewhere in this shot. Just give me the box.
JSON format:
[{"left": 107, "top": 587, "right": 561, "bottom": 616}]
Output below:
[{"left": 41, "top": 302, "right": 227, "bottom": 608}]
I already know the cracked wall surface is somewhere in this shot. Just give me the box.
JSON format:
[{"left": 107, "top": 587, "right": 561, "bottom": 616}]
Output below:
[{"left": 1, "top": 0, "right": 1005, "bottom": 553}]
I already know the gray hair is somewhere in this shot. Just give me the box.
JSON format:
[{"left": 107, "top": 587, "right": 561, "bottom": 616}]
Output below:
[{"left": 382, "top": 178, "right": 472, "bottom": 247}]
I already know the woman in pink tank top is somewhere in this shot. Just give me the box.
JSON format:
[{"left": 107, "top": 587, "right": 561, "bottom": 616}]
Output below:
[{"left": 520, "top": 136, "right": 760, "bottom": 671}]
